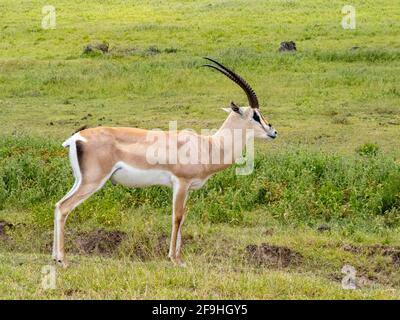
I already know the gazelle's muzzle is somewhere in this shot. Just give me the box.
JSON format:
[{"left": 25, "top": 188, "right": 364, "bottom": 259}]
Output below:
[{"left": 267, "top": 125, "right": 277, "bottom": 139}]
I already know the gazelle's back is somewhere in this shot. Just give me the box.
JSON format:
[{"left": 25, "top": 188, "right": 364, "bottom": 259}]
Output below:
[{"left": 77, "top": 126, "right": 222, "bottom": 181}]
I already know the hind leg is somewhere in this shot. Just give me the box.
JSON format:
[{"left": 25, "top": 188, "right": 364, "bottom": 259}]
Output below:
[
  {"left": 53, "top": 177, "right": 109, "bottom": 267},
  {"left": 52, "top": 178, "right": 80, "bottom": 260}
]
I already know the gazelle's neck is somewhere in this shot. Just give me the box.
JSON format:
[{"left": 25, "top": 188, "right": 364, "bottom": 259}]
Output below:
[
  {"left": 214, "top": 112, "right": 241, "bottom": 135},
  {"left": 211, "top": 113, "right": 253, "bottom": 165}
]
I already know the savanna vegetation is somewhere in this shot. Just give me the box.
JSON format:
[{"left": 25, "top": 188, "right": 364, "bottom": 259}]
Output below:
[{"left": 0, "top": 0, "right": 399, "bottom": 299}]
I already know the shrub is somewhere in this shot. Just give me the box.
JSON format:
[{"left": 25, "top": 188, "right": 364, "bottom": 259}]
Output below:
[{"left": 356, "top": 143, "right": 380, "bottom": 156}]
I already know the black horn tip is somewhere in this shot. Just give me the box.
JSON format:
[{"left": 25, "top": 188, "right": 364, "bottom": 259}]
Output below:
[
  {"left": 204, "top": 56, "right": 218, "bottom": 60},
  {"left": 202, "top": 64, "right": 224, "bottom": 71},
  {"left": 202, "top": 57, "right": 260, "bottom": 109}
]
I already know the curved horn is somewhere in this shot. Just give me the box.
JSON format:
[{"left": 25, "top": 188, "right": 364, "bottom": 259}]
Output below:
[{"left": 203, "top": 57, "right": 259, "bottom": 109}]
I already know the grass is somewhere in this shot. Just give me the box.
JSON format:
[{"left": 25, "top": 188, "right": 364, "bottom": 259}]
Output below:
[
  {"left": 1, "top": 138, "right": 400, "bottom": 299},
  {"left": 0, "top": 0, "right": 400, "bottom": 299},
  {"left": 1, "top": 136, "right": 400, "bottom": 228},
  {"left": 2, "top": 214, "right": 400, "bottom": 299}
]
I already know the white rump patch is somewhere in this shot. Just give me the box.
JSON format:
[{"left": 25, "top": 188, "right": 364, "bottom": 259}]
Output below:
[
  {"left": 58, "top": 133, "right": 87, "bottom": 203},
  {"left": 62, "top": 132, "right": 87, "bottom": 148}
]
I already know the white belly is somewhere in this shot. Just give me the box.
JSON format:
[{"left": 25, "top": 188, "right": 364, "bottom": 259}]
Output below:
[{"left": 110, "top": 162, "right": 174, "bottom": 187}]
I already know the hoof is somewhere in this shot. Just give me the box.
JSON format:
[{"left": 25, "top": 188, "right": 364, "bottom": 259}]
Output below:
[
  {"left": 169, "top": 256, "right": 186, "bottom": 267},
  {"left": 56, "top": 259, "right": 68, "bottom": 269}
]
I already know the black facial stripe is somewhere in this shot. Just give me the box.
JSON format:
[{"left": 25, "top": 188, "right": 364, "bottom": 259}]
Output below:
[
  {"left": 252, "top": 111, "right": 261, "bottom": 124},
  {"left": 253, "top": 111, "right": 270, "bottom": 132}
]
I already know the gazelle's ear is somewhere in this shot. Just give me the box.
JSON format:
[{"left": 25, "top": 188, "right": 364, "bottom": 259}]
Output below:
[
  {"left": 230, "top": 101, "right": 243, "bottom": 115},
  {"left": 221, "top": 102, "right": 243, "bottom": 115}
]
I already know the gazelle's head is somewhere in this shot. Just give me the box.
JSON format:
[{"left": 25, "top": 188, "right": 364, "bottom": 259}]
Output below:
[{"left": 203, "top": 57, "right": 277, "bottom": 140}]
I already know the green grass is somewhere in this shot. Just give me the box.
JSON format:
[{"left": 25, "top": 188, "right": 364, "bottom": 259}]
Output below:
[
  {"left": 1, "top": 136, "right": 400, "bottom": 228},
  {"left": 1, "top": 138, "right": 400, "bottom": 299},
  {"left": 0, "top": 0, "right": 400, "bottom": 299}
]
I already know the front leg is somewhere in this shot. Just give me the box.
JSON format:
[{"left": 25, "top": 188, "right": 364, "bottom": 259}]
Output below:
[{"left": 168, "top": 178, "right": 189, "bottom": 266}]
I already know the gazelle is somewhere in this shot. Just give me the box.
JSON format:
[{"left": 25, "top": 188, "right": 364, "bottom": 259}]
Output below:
[{"left": 53, "top": 57, "right": 277, "bottom": 267}]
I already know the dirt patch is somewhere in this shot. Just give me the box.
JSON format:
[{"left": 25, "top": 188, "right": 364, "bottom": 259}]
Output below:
[
  {"left": 335, "top": 243, "right": 400, "bottom": 287},
  {"left": 63, "top": 289, "right": 82, "bottom": 296},
  {"left": 329, "top": 261, "right": 399, "bottom": 289},
  {"left": 109, "top": 46, "right": 139, "bottom": 56},
  {"left": 70, "top": 229, "right": 125, "bottom": 256},
  {"left": 86, "top": 44, "right": 179, "bottom": 57},
  {"left": 245, "top": 243, "right": 303, "bottom": 268},
  {"left": 156, "top": 233, "right": 168, "bottom": 256},
  {"left": 356, "top": 275, "right": 377, "bottom": 288},
  {"left": 328, "top": 271, "right": 378, "bottom": 289},
  {"left": 342, "top": 243, "right": 400, "bottom": 267},
  {"left": 155, "top": 233, "right": 195, "bottom": 256},
  {"left": 317, "top": 224, "right": 331, "bottom": 233},
  {"left": 64, "top": 230, "right": 191, "bottom": 261},
  {"left": 144, "top": 45, "right": 161, "bottom": 55},
  {"left": 263, "top": 228, "right": 274, "bottom": 236},
  {"left": 342, "top": 243, "right": 363, "bottom": 254},
  {"left": 0, "top": 220, "right": 14, "bottom": 240},
  {"left": 83, "top": 42, "right": 109, "bottom": 54},
  {"left": 382, "top": 249, "right": 400, "bottom": 267}
]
